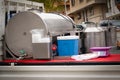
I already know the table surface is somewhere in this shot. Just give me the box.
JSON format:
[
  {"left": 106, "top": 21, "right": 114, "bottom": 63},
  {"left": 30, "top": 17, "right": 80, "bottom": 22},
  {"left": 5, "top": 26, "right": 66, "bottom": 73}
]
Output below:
[{"left": 0, "top": 54, "right": 120, "bottom": 65}]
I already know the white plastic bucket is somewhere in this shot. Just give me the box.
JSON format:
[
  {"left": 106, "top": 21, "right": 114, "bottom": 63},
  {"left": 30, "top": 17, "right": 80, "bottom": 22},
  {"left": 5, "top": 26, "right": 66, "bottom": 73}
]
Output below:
[{"left": 30, "top": 29, "right": 45, "bottom": 43}]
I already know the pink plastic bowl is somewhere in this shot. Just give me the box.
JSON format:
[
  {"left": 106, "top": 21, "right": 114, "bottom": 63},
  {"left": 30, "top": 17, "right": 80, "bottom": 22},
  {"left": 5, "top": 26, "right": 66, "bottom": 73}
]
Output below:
[{"left": 90, "top": 47, "right": 111, "bottom": 57}]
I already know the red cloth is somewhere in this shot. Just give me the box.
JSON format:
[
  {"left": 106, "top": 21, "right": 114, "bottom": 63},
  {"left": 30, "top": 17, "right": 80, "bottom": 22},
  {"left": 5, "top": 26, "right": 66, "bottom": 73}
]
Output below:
[{"left": 3, "top": 54, "right": 120, "bottom": 64}]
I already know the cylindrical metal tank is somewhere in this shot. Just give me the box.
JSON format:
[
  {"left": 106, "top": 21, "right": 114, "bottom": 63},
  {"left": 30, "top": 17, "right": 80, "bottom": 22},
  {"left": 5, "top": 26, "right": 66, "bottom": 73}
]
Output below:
[
  {"left": 79, "top": 21, "right": 117, "bottom": 53},
  {"left": 85, "top": 32, "right": 106, "bottom": 52},
  {"left": 85, "top": 27, "right": 116, "bottom": 52},
  {"left": 99, "top": 21, "right": 117, "bottom": 47},
  {"left": 104, "top": 27, "right": 117, "bottom": 46},
  {"left": 5, "top": 11, "right": 74, "bottom": 58}
]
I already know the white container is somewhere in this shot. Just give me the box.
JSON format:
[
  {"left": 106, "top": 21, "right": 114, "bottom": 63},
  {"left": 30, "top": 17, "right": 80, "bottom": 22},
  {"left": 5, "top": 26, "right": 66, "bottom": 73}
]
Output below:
[{"left": 30, "top": 29, "right": 45, "bottom": 43}]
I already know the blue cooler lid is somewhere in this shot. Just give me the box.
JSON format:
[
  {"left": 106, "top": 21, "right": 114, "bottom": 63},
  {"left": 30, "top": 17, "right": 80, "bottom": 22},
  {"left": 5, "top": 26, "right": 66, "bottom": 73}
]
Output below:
[{"left": 57, "top": 36, "right": 79, "bottom": 40}]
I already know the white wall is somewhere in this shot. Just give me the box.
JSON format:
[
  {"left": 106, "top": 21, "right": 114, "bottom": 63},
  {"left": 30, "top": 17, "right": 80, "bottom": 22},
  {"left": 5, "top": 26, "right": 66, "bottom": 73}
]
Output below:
[{"left": 5, "top": 0, "right": 44, "bottom": 22}]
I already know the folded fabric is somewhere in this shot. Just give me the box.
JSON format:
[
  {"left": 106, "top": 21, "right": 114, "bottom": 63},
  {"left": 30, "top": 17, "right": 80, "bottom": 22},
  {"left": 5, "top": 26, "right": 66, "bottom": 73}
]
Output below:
[{"left": 71, "top": 53, "right": 99, "bottom": 61}]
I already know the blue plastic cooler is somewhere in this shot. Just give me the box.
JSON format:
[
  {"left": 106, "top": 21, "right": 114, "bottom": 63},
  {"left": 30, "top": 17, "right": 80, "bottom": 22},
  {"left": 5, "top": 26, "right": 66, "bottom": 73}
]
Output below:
[{"left": 57, "top": 36, "right": 79, "bottom": 56}]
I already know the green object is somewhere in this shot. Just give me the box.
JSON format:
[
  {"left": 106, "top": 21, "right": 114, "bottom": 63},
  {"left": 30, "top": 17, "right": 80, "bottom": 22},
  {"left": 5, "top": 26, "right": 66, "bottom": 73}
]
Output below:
[{"left": 19, "top": 50, "right": 25, "bottom": 54}]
